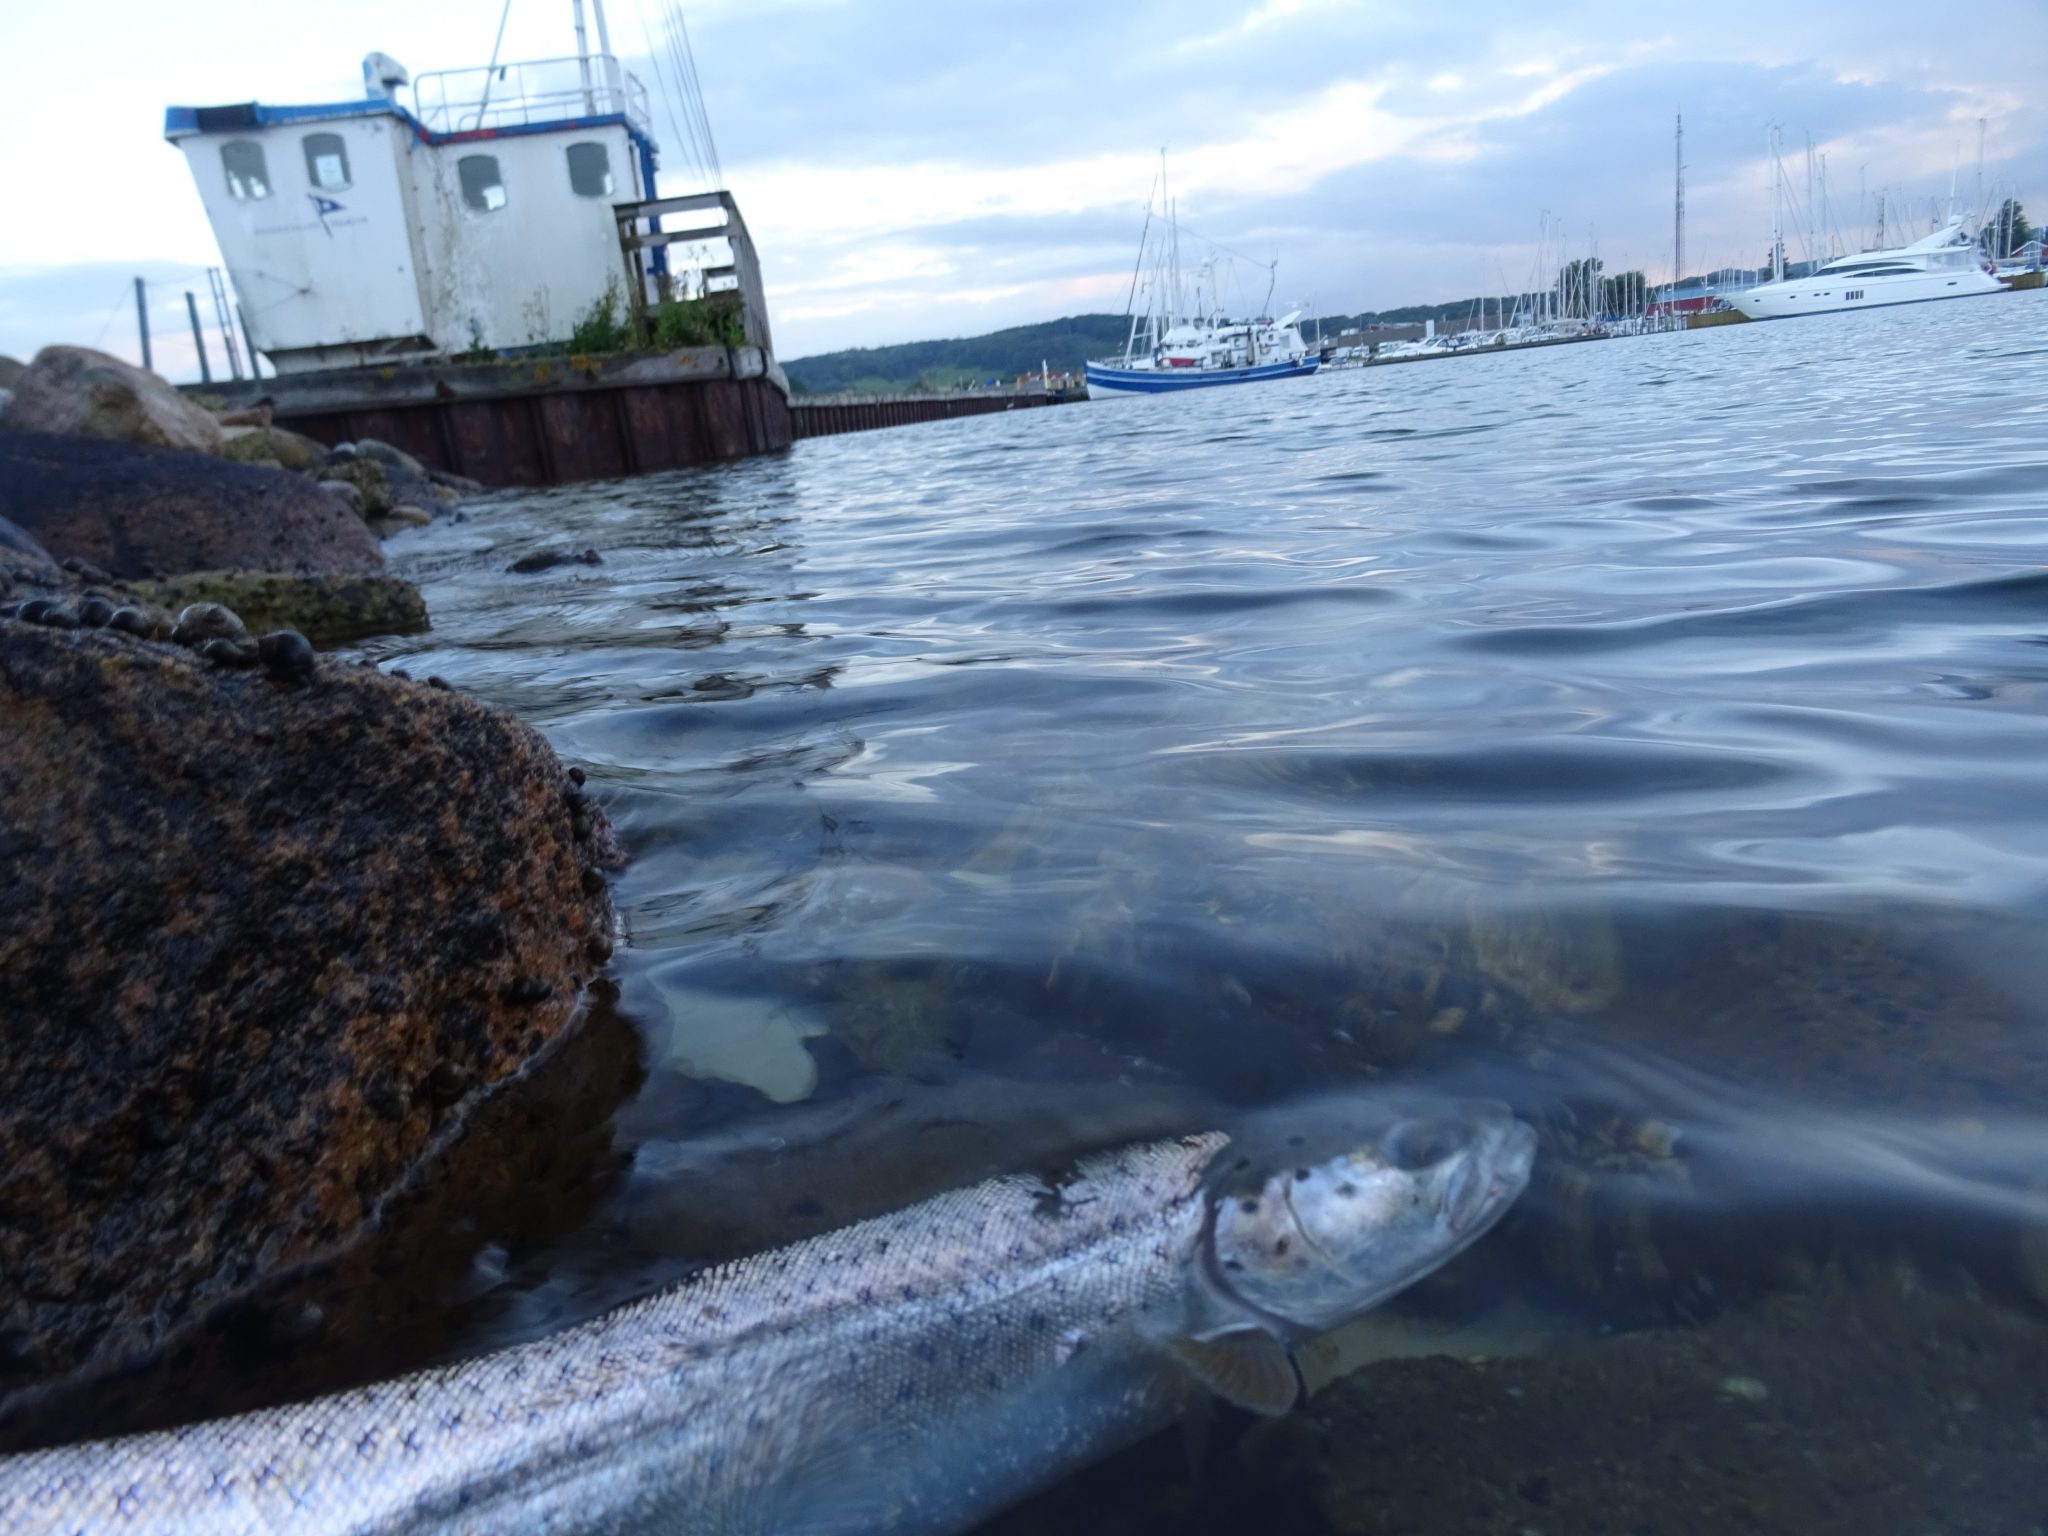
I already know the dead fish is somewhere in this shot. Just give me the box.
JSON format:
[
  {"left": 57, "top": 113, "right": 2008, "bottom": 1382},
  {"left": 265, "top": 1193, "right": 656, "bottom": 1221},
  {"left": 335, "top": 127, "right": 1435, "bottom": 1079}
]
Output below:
[{"left": 0, "top": 1087, "right": 1534, "bottom": 1535}]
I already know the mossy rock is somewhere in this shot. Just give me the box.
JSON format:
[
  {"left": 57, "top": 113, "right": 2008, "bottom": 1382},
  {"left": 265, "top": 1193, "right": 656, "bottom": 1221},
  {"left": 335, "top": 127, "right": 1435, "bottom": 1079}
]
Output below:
[
  {"left": 219, "top": 425, "right": 328, "bottom": 473},
  {"left": 133, "top": 570, "right": 429, "bottom": 648}
]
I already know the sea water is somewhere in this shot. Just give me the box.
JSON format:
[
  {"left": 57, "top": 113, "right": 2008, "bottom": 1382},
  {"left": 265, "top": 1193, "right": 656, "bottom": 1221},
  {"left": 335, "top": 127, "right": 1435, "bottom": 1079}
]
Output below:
[{"left": 52, "top": 295, "right": 2048, "bottom": 1529}]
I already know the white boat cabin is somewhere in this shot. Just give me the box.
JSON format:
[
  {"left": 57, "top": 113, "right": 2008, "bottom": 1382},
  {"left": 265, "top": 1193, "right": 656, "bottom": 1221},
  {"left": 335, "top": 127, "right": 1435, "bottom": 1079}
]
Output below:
[{"left": 166, "top": 49, "right": 660, "bottom": 374}]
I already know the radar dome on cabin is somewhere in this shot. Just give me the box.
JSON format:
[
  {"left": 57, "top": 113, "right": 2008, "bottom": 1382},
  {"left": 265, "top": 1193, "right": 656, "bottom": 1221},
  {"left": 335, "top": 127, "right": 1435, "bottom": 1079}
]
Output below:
[{"left": 163, "top": 3, "right": 716, "bottom": 375}]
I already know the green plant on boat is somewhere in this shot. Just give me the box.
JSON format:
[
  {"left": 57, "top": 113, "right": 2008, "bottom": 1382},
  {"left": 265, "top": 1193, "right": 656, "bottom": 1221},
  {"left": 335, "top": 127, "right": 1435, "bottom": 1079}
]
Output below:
[
  {"left": 567, "top": 279, "right": 639, "bottom": 355},
  {"left": 650, "top": 293, "right": 746, "bottom": 350},
  {"left": 454, "top": 318, "right": 495, "bottom": 364}
]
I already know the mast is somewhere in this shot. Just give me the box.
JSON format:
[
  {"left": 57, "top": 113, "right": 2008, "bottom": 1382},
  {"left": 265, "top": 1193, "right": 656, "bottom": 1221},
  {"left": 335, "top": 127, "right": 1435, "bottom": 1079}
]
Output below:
[
  {"left": 1159, "top": 148, "right": 1181, "bottom": 332},
  {"left": 1673, "top": 110, "right": 1685, "bottom": 296},
  {"left": 1975, "top": 118, "right": 1986, "bottom": 227},
  {"left": 1826, "top": 152, "right": 1843, "bottom": 259},
  {"left": 590, "top": 0, "right": 619, "bottom": 101},
  {"left": 1770, "top": 124, "right": 1784, "bottom": 282},
  {"left": 571, "top": 0, "right": 596, "bottom": 112},
  {"left": 1805, "top": 132, "right": 1816, "bottom": 272}
]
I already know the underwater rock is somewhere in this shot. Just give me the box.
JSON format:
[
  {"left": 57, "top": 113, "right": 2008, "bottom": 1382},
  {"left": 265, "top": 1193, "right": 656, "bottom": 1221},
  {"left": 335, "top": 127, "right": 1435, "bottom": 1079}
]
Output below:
[
  {"left": 4, "top": 345, "right": 224, "bottom": 454},
  {"left": 132, "top": 570, "right": 428, "bottom": 649},
  {"left": 508, "top": 546, "right": 604, "bottom": 574},
  {"left": 0, "top": 618, "right": 617, "bottom": 1409},
  {"left": 0, "top": 431, "right": 385, "bottom": 580}
]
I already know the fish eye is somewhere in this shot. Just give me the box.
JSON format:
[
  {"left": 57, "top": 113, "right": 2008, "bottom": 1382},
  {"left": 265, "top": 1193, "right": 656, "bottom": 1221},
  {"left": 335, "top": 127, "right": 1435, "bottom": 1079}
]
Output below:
[{"left": 1384, "top": 1119, "right": 1467, "bottom": 1171}]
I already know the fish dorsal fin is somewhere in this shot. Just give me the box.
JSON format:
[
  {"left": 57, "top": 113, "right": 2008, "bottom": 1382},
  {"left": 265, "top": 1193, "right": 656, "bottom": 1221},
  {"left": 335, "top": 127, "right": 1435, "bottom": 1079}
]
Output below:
[{"left": 1169, "top": 1329, "right": 1301, "bottom": 1416}]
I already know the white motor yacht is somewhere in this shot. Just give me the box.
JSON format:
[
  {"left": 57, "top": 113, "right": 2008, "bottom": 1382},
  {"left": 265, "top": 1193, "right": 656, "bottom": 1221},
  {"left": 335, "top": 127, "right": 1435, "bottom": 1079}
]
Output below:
[{"left": 1729, "top": 217, "right": 2004, "bottom": 320}]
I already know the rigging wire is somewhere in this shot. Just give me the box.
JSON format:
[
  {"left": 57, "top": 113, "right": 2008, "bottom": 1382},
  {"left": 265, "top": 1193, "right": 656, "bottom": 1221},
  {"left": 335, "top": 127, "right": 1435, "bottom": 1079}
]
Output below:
[
  {"left": 631, "top": 0, "right": 701, "bottom": 183},
  {"left": 680, "top": 4, "right": 722, "bottom": 184},
  {"left": 657, "top": 10, "right": 701, "bottom": 177},
  {"left": 90, "top": 284, "right": 133, "bottom": 351},
  {"left": 663, "top": 1, "right": 722, "bottom": 186},
  {"left": 653, "top": 4, "right": 709, "bottom": 184},
  {"left": 1120, "top": 174, "right": 1160, "bottom": 319}
]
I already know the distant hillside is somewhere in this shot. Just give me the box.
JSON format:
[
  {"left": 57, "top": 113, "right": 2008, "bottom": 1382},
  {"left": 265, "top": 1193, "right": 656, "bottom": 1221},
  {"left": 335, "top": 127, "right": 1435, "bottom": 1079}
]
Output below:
[{"left": 784, "top": 315, "right": 1132, "bottom": 396}]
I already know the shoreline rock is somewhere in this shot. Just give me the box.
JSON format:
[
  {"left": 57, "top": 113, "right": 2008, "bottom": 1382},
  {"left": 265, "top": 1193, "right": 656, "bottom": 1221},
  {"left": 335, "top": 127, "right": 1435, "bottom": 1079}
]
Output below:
[
  {"left": 0, "top": 430, "right": 385, "bottom": 580},
  {"left": 0, "top": 612, "right": 619, "bottom": 1407},
  {"left": 6, "top": 346, "right": 224, "bottom": 455}
]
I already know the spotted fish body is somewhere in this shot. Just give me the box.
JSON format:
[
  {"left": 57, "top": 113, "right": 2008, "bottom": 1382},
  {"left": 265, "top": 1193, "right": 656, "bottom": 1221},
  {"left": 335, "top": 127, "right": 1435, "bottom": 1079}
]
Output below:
[{"left": 0, "top": 1135, "right": 1231, "bottom": 1536}]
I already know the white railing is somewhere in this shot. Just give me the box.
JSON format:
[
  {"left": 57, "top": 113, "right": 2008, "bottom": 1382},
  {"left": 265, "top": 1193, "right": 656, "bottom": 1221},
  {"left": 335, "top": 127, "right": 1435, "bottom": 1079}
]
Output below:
[{"left": 410, "top": 55, "right": 653, "bottom": 137}]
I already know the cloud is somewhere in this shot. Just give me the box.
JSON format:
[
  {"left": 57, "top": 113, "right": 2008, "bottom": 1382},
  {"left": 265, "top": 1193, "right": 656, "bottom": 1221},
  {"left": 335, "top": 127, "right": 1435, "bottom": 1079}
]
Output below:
[{"left": 767, "top": 45, "right": 2006, "bottom": 355}]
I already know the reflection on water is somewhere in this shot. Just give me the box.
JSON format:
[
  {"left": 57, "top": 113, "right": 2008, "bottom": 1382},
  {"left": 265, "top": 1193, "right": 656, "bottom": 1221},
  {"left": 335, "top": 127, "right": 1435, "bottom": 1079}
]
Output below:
[{"left": 33, "top": 299, "right": 2048, "bottom": 1521}]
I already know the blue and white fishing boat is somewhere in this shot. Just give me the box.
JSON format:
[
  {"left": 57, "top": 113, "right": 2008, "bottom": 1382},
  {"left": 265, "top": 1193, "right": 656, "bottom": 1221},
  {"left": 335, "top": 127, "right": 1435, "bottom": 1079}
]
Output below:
[
  {"left": 1086, "top": 156, "right": 1318, "bottom": 400},
  {"left": 1084, "top": 315, "right": 1320, "bottom": 397}
]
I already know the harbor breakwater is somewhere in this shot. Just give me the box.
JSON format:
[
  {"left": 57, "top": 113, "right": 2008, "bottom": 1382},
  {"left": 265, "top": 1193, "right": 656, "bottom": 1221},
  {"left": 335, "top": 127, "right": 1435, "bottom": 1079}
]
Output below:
[{"left": 195, "top": 345, "right": 1059, "bottom": 489}]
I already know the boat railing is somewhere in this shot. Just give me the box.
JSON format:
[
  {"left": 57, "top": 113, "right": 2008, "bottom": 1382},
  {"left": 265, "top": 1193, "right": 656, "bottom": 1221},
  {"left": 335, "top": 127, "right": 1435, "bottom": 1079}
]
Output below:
[
  {"left": 410, "top": 56, "right": 653, "bottom": 137},
  {"left": 614, "top": 190, "right": 774, "bottom": 356}
]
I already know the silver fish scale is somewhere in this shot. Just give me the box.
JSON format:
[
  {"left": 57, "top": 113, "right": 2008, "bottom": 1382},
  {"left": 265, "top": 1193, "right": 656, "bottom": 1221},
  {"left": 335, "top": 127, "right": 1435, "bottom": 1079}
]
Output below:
[{"left": 0, "top": 1132, "right": 1228, "bottom": 1536}]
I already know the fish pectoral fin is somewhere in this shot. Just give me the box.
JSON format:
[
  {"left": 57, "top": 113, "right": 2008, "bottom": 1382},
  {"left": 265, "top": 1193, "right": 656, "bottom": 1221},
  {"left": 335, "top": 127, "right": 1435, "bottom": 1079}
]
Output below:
[{"left": 1168, "top": 1329, "right": 1301, "bottom": 1416}]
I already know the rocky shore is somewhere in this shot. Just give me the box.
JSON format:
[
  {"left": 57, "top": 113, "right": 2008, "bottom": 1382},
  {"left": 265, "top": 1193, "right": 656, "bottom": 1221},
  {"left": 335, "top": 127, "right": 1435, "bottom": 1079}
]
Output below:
[
  {"left": 0, "top": 344, "right": 477, "bottom": 645},
  {"left": 0, "top": 345, "right": 624, "bottom": 1415}
]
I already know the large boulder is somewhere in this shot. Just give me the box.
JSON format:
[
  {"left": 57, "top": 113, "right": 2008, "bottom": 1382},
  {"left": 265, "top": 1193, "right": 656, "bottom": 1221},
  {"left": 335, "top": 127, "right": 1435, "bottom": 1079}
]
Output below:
[
  {"left": 0, "top": 430, "right": 385, "bottom": 579},
  {"left": 0, "top": 357, "right": 25, "bottom": 389},
  {"left": 0, "top": 611, "right": 618, "bottom": 1404},
  {"left": 6, "top": 345, "right": 223, "bottom": 454}
]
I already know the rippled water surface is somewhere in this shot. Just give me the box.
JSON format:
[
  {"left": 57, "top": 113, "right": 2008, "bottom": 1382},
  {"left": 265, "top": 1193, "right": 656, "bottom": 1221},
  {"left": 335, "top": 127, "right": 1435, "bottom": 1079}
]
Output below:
[{"left": 103, "top": 299, "right": 2048, "bottom": 1527}]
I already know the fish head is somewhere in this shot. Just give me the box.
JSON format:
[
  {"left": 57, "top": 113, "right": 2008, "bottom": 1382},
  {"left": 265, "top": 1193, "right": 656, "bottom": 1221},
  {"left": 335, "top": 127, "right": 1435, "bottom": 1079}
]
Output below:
[{"left": 1196, "top": 1092, "right": 1536, "bottom": 1338}]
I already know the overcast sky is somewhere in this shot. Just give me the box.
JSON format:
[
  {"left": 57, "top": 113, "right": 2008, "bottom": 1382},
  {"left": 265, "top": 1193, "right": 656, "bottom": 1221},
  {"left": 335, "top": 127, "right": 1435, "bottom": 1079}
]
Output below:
[{"left": 0, "top": 0, "right": 2039, "bottom": 379}]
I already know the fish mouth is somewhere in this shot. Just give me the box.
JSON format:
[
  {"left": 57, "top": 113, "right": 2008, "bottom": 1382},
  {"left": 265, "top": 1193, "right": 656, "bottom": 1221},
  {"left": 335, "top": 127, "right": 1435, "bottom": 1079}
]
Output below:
[{"left": 1447, "top": 1120, "right": 1538, "bottom": 1238}]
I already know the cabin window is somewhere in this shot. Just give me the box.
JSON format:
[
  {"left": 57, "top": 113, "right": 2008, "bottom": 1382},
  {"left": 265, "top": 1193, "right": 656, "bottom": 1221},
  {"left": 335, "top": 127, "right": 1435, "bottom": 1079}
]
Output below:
[
  {"left": 566, "top": 142, "right": 613, "bottom": 198},
  {"left": 221, "top": 140, "right": 271, "bottom": 201},
  {"left": 458, "top": 154, "right": 507, "bottom": 213},
  {"left": 303, "top": 132, "right": 352, "bottom": 192}
]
